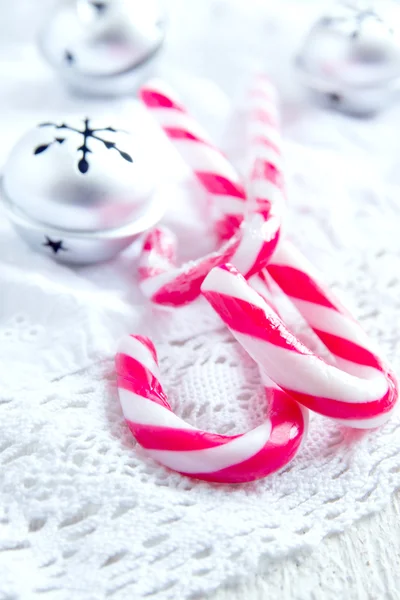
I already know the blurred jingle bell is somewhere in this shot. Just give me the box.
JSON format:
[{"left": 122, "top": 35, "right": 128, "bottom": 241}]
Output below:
[
  {"left": 296, "top": 2, "right": 400, "bottom": 115},
  {"left": 0, "top": 118, "right": 164, "bottom": 264},
  {"left": 39, "top": 0, "right": 166, "bottom": 96}
]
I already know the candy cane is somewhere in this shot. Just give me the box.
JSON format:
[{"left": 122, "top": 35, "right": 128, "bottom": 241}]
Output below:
[
  {"left": 244, "top": 73, "right": 287, "bottom": 308},
  {"left": 138, "top": 225, "right": 241, "bottom": 306},
  {"left": 202, "top": 257, "right": 398, "bottom": 429},
  {"left": 240, "top": 76, "right": 397, "bottom": 426},
  {"left": 140, "top": 79, "right": 247, "bottom": 241},
  {"left": 115, "top": 334, "right": 307, "bottom": 483},
  {"left": 138, "top": 80, "right": 282, "bottom": 306},
  {"left": 246, "top": 74, "right": 285, "bottom": 220}
]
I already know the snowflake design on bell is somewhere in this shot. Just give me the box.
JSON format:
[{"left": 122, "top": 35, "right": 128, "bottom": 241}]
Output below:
[
  {"left": 321, "top": 8, "right": 392, "bottom": 40},
  {"left": 34, "top": 119, "right": 133, "bottom": 174},
  {"left": 0, "top": 115, "right": 164, "bottom": 264}
]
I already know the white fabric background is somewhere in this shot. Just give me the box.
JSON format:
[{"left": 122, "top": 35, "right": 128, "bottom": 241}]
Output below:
[{"left": 1, "top": 1, "right": 400, "bottom": 599}]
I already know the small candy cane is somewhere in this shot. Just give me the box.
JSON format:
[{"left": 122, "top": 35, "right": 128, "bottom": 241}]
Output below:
[
  {"left": 115, "top": 334, "right": 307, "bottom": 483},
  {"left": 203, "top": 257, "right": 398, "bottom": 429},
  {"left": 138, "top": 80, "right": 282, "bottom": 306},
  {"left": 140, "top": 80, "right": 247, "bottom": 241}
]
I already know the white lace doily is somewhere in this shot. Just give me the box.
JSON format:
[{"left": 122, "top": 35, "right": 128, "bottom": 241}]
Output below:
[{"left": 1, "top": 1, "right": 400, "bottom": 599}]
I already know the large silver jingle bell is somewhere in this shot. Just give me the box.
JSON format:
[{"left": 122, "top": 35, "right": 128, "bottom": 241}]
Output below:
[
  {"left": 1, "top": 118, "right": 164, "bottom": 264},
  {"left": 39, "top": 0, "right": 166, "bottom": 96},
  {"left": 296, "top": 3, "right": 400, "bottom": 115}
]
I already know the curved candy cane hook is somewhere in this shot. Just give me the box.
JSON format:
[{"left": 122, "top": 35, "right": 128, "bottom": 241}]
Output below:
[
  {"left": 115, "top": 334, "right": 307, "bottom": 483},
  {"left": 138, "top": 80, "right": 283, "bottom": 306}
]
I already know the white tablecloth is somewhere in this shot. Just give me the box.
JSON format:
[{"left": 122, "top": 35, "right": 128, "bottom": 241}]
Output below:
[{"left": 1, "top": 2, "right": 400, "bottom": 599}]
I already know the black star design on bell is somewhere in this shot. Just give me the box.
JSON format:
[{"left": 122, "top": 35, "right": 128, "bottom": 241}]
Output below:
[
  {"left": 43, "top": 236, "right": 68, "bottom": 254},
  {"left": 64, "top": 50, "right": 75, "bottom": 65},
  {"left": 327, "top": 92, "right": 342, "bottom": 104},
  {"left": 91, "top": 1, "right": 107, "bottom": 14}
]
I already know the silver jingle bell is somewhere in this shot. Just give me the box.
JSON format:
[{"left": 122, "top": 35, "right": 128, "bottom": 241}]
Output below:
[
  {"left": 1, "top": 118, "right": 164, "bottom": 264},
  {"left": 39, "top": 0, "right": 166, "bottom": 96},
  {"left": 296, "top": 2, "right": 400, "bottom": 115}
]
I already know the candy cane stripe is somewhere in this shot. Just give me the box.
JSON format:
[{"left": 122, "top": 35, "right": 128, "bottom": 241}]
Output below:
[
  {"left": 139, "top": 234, "right": 241, "bottom": 305},
  {"left": 152, "top": 109, "right": 214, "bottom": 141},
  {"left": 130, "top": 422, "right": 242, "bottom": 451},
  {"left": 201, "top": 263, "right": 397, "bottom": 427},
  {"left": 287, "top": 389, "right": 394, "bottom": 420},
  {"left": 147, "top": 423, "right": 272, "bottom": 474},
  {"left": 233, "top": 333, "right": 388, "bottom": 404},
  {"left": 163, "top": 126, "right": 205, "bottom": 142},
  {"left": 267, "top": 243, "right": 385, "bottom": 369},
  {"left": 248, "top": 122, "right": 282, "bottom": 150},
  {"left": 253, "top": 145, "right": 283, "bottom": 171},
  {"left": 138, "top": 79, "right": 282, "bottom": 306},
  {"left": 118, "top": 388, "right": 192, "bottom": 429},
  {"left": 140, "top": 82, "right": 246, "bottom": 208},
  {"left": 116, "top": 333, "right": 306, "bottom": 483},
  {"left": 252, "top": 108, "right": 279, "bottom": 128},
  {"left": 289, "top": 299, "right": 372, "bottom": 348},
  {"left": 117, "top": 335, "right": 160, "bottom": 379},
  {"left": 228, "top": 213, "right": 280, "bottom": 278},
  {"left": 117, "top": 361, "right": 167, "bottom": 406},
  {"left": 203, "top": 292, "right": 314, "bottom": 355},
  {"left": 267, "top": 264, "right": 339, "bottom": 310},
  {"left": 311, "top": 330, "right": 382, "bottom": 369},
  {"left": 195, "top": 172, "right": 246, "bottom": 199},
  {"left": 140, "top": 88, "right": 184, "bottom": 111},
  {"left": 250, "top": 134, "right": 282, "bottom": 156}
]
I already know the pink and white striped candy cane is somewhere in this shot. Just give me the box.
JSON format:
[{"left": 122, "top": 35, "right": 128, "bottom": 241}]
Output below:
[
  {"left": 140, "top": 80, "right": 247, "bottom": 241},
  {"left": 138, "top": 225, "right": 241, "bottom": 305},
  {"left": 138, "top": 80, "right": 282, "bottom": 306},
  {"left": 245, "top": 73, "right": 287, "bottom": 304},
  {"left": 247, "top": 74, "right": 285, "bottom": 220},
  {"left": 115, "top": 332, "right": 307, "bottom": 483},
  {"left": 202, "top": 256, "right": 398, "bottom": 429},
  {"left": 240, "top": 75, "right": 397, "bottom": 426}
]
